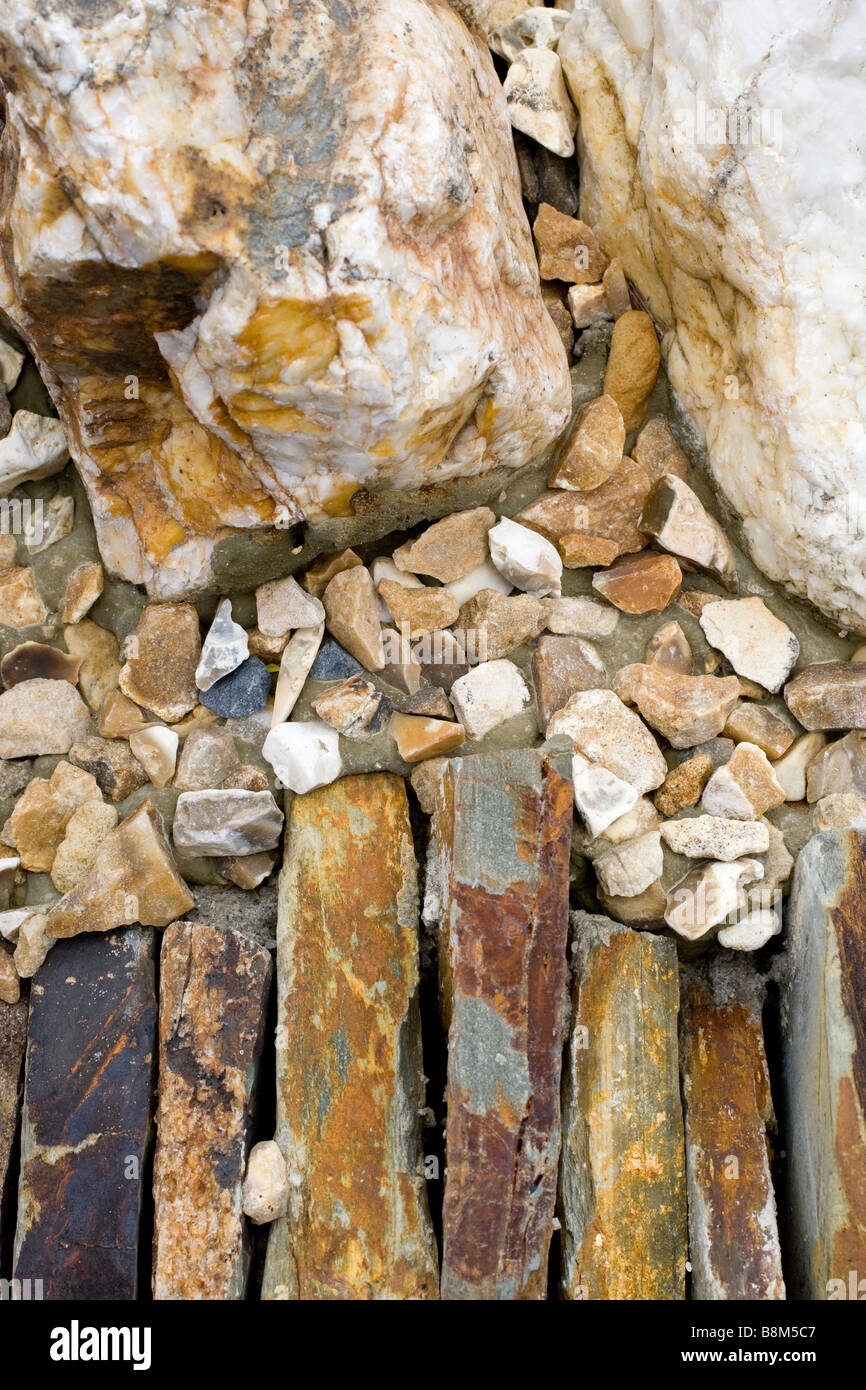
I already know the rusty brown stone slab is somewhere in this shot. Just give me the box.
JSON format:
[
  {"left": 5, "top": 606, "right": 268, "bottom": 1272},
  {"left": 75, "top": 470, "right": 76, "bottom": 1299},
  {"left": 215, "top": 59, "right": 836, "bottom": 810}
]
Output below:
[
  {"left": 782, "top": 829, "right": 866, "bottom": 1299},
  {"left": 680, "top": 958, "right": 785, "bottom": 1300},
  {"left": 432, "top": 748, "right": 573, "bottom": 1300},
  {"left": 559, "top": 912, "right": 687, "bottom": 1300},
  {"left": 13, "top": 928, "right": 156, "bottom": 1299},
  {"left": 262, "top": 772, "right": 438, "bottom": 1300},
  {"left": 0, "top": 995, "right": 27, "bottom": 1255},
  {"left": 152, "top": 920, "right": 272, "bottom": 1300}
]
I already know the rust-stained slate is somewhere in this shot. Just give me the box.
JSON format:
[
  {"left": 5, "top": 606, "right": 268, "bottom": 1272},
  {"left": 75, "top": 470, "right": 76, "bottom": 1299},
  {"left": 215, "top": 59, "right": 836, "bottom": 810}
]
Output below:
[
  {"left": 680, "top": 958, "right": 785, "bottom": 1300},
  {"left": 262, "top": 772, "right": 438, "bottom": 1300},
  {"left": 12, "top": 929, "right": 156, "bottom": 1299},
  {"left": 433, "top": 748, "right": 573, "bottom": 1300},
  {"left": 782, "top": 829, "right": 866, "bottom": 1299},
  {"left": 0, "top": 995, "right": 27, "bottom": 1254},
  {"left": 152, "top": 920, "right": 272, "bottom": 1300},
  {"left": 559, "top": 912, "right": 687, "bottom": 1300}
]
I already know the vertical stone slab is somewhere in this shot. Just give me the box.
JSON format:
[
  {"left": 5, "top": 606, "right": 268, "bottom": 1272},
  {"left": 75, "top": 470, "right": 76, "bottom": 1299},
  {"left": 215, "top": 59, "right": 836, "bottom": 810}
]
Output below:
[
  {"left": 0, "top": 997, "right": 27, "bottom": 1254},
  {"left": 13, "top": 929, "right": 156, "bottom": 1299},
  {"left": 782, "top": 829, "right": 866, "bottom": 1299},
  {"left": 680, "top": 958, "right": 785, "bottom": 1300},
  {"left": 262, "top": 772, "right": 438, "bottom": 1300},
  {"left": 152, "top": 921, "right": 272, "bottom": 1300},
  {"left": 436, "top": 749, "right": 573, "bottom": 1301},
  {"left": 559, "top": 913, "right": 687, "bottom": 1300}
]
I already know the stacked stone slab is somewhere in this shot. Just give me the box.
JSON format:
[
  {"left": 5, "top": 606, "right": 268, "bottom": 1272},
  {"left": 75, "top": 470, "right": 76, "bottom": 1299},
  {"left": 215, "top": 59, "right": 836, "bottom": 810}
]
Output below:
[
  {"left": 559, "top": 913, "right": 687, "bottom": 1300},
  {"left": 680, "top": 958, "right": 784, "bottom": 1300},
  {"left": 152, "top": 921, "right": 272, "bottom": 1300},
  {"left": 430, "top": 748, "right": 573, "bottom": 1300},
  {"left": 262, "top": 773, "right": 438, "bottom": 1300},
  {"left": 782, "top": 829, "right": 866, "bottom": 1299},
  {"left": 13, "top": 930, "right": 156, "bottom": 1299}
]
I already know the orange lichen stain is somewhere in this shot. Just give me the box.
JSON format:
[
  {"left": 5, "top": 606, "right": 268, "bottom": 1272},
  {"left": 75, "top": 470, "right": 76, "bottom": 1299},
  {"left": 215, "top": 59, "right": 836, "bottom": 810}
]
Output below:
[
  {"left": 476, "top": 397, "right": 498, "bottom": 436},
  {"left": 156, "top": 251, "right": 222, "bottom": 275},
  {"left": 147, "top": 519, "right": 187, "bottom": 562},
  {"left": 228, "top": 393, "right": 326, "bottom": 435},
  {"left": 236, "top": 294, "right": 373, "bottom": 392},
  {"left": 319, "top": 482, "right": 362, "bottom": 518}
]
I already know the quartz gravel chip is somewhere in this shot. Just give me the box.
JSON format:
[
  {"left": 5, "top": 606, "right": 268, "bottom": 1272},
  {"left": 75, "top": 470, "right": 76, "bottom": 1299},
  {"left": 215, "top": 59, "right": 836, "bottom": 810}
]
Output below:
[
  {"left": 119, "top": 602, "right": 201, "bottom": 721},
  {"left": 701, "top": 742, "right": 786, "bottom": 820},
  {"left": 450, "top": 659, "right": 532, "bottom": 738},
  {"left": 262, "top": 720, "right": 342, "bottom": 794},
  {"left": 128, "top": 725, "right": 178, "bottom": 788},
  {"left": 487, "top": 516, "right": 562, "bottom": 598},
  {"left": 548, "top": 395, "right": 625, "bottom": 491},
  {"left": 543, "top": 595, "right": 619, "bottom": 637},
  {"left": 243, "top": 1141, "right": 289, "bottom": 1227},
  {"left": 391, "top": 712, "right": 465, "bottom": 762},
  {"left": 255, "top": 575, "right": 324, "bottom": 637},
  {"left": 700, "top": 597, "right": 799, "bottom": 693},
  {"left": 805, "top": 731, "right": 866, "bottom": 801},
  {"left": 0, "top": 677, "right": 90, "bottom": 758},
  {"left": 0, "top": 566, "right": 47, "bottom": 627},
  {"left": 641, "top": 473, "right": 738, "bottom": 591},
  {"left": 592, "top": 551, "right": 682, "bottom": 613},
  {"left": 195, "top": 598, "right": 249, "bottom": 691},
  {"left": 0, "top": 409, "right": 68, "bottom": 493},
  {"left": 0, "top": 641, "right": 81, "bottom": 688},
  {"left": 660, "top": 816, "right": 770, "bottom": 861},
  {"left": 602, "top": 310, "right": 660, "bottom": 431},
  {"left": 571, "top": 752, "right": 639, "bottom": 836},
  {"left": 614, "top": 663, "right": 741, "bottom": 748},
  {"left": 665, "top": 859, "right": 764, "bottom": 941},
  {"left": 174, "top": 725, "right": 239, "bottom": 791},
  {"left": 173, "top": 790, "right": 284, "bottom": 857},
  {"left": 784, "top": 661, "right": 866, "bottom": 730},
  {"left": 392, "top": 507, "right": 495, "bottom": 583},
  {"left": 312, "top": 675, "right": 390, "bottom": 739},
  {"left": 271, "top": 623, "right": 324, "bottom": 725},
  {"left": 646, "top": 619, "right": 693, "bottom": 673},
  {"left": 771, "top": 730, "right": 827, "bottom": 801},
  {"left": 505, "top": 49, "right": 577, "bottom": 158},
  {"left": 532, "top": 202, "right": 606, "bottom": 282},
  {"left": 322, "top": 566, "right": 384, "bottom": 671},
  {"left": 548, "top": 688, "right": 667, "bottom": 794},
  {"left": 61, "top": 561, "right": 104, "bottom": 623},
  {"left": 532, "top": 634, "right": 606, "bottom": 725},
  {"left": 593, "top": 829, "right": 663, "bottom": 899},
  {"left": 723, "top": 701, "right": 795, "bottom": 759}
]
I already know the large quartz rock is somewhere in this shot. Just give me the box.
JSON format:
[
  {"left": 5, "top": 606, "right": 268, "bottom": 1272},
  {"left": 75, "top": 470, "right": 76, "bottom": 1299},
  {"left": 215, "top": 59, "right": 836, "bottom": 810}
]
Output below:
[
  {"left": 559, "top": 2, "right": 866, "bottom": 632},
  {"left": 0, "top": 0, "right": 570, "bottom": 598}
]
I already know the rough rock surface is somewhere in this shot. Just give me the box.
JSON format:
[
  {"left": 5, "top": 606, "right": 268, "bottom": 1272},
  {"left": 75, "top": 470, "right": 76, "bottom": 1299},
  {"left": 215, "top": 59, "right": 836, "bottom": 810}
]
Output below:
[
  {"left": 431, "top": 749, "right": 573, "bottom": 1300},
  {"left": 13, "top": 929, "right": 156, "bottom": 1299},
  {"left": 558, "top": 1, "right": 866, "bottom": 630},
  {"left": 0, "top": 995, "right": 27, "bottom": 1249},
  {"left": 152, "top": 921, "right": 272, "bottom": 1300},
  {"left": 263, "top": 773, "right": 438, "bottom": 1300},
  {"left": 680, "top": 960, "right": 784, "bottom": 1300},
  {"left": 782, "top": 830, "right": 866, "bottom": 1299},
  {"left": 559, "top": 914, "right": 686, "bottom": 1300},
  {"left": 0, "top": 0, "right": 569, "bottom": 598}
]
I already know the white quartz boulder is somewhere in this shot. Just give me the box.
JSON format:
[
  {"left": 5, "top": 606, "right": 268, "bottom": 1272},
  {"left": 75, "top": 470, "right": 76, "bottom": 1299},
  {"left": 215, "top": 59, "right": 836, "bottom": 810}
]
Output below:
[{"left": 560, "top": 0, "right": 866, "bottom": 631}]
